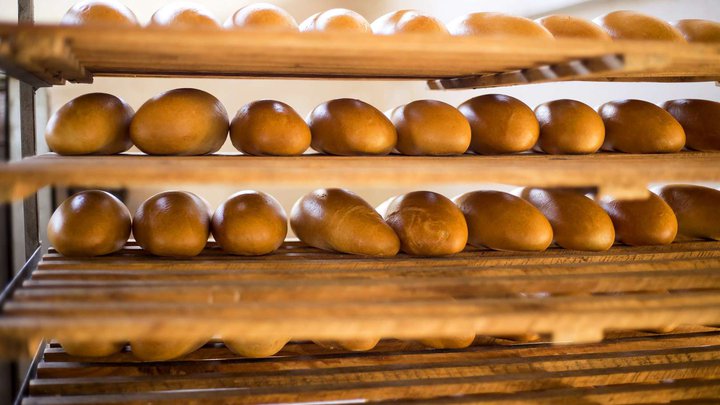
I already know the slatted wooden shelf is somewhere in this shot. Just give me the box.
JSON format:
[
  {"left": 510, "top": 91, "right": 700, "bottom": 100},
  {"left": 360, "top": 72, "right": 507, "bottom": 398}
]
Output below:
[
  {"left": 0, "top": 24, "right": 719, "bottom": 88},
  {"left": 15, "top": 327, "right": 720, "bottom": 404},
  {"left": 1, "top": 241, "right": 720, "bottom": 358},
  {"left": 2, "top": 152, "right": 720, "bottom": 202}
]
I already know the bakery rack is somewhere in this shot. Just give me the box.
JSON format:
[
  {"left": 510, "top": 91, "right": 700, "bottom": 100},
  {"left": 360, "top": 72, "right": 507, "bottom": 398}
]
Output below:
[{"left": 2, "top": 0, "right": 720, "bottom": 403}]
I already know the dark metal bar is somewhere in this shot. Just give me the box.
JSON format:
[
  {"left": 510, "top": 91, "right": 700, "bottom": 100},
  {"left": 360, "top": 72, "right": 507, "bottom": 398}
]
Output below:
[
  {"left": 18, "top": 0, "right": 33, "bottom": 24},
  {"left": 12, "top": 340, "right": 44, "bottom": 405},
  {"left": 0, "top": 245, "right": 41, "bottom": 309},
  {"left": 12, "top": 1, "right": 36, "bottom": 401},
  {"left": 19, "top": 82, "right": 38, "bottom": 260},
  {"left": 0, "top": 73, "right": 12, "bottom": 405}
]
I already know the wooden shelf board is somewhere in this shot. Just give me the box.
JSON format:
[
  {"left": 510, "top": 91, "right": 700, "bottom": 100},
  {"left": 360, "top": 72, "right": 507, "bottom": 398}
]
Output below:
[
  {"left": 17, "top": 328, "right": 720, "bottom": 404},
  {"left": 1, "top": 152, "right": 719, "bottom": 201},
  {"left": 1, "top": 24, "right": 719, "bottom": 87},
  {"left": 2, "top": 241, "right": 720, "bottom": 358}
]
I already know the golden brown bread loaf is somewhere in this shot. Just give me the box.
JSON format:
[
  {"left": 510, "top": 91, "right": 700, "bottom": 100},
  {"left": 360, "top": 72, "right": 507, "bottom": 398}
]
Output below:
[
  {"left": 224, "top": 337, "right": 289, "bottom": 357},
  {"left": 130, "top": 88, "right": 228, "bottom": 155},
  {"left": 314, "top": 338, "right": 380, "bottom": 352},
  {"left": 230, "top": 100, "right": 311, "bottom": 156},
  {"left": 447, "top": 12, "right": 554, "bottom": 39},
  {"left": 224, "top": 3, "right": 298, "bottom": 31},
  {"left": 594, "top": 11, "right": 685, "bottom": 41},
  {"left": 148, "top": 2, "right": 220, "bottom": 29},
  {"left": 535, "top": 15, "right": 612, "bottom": 40},
  {"left": 211, "top": 190, "right": 287, "bottom": 255},
  {"left": 598, "top": 193, "right": 677, "bottom": 246},
  {"left": 371, "top": 10, "right": 449, "bottom": 35},
  {"left": 454, "top": 190, "right": 553, "bottom": 252},
  {"left": 599, "top": 99, "right": 685, "bottom": 153},
  {"left": 383, "top": 191, "right": 468, "bottom": 256},
  {"left": 48, "top": 190, "right": 131, "bottom": 257},
  {"left": 458, "top": 94, "right": 539, "bottom": 154},
  {"left": 673, "top": 19, "right": 720, "bottom": 43},
  {"left": 45, "top": 93, "right": 134, "bottom": 155},
  {"left": 655, "top": 185, "right": 720, "bottom": 241},
  {"left": 520, "top": 188, "right": 615, "bottom": 251},
  {"left": 60, "top": 340, "right": 125, "bottom": 357},
  {"left": 290, "top": 188, "right": 400, "bottom": 256},
  {"left": 662, "top": 99, "right": 720, "bottom": 151},
  {"left": 308, "top": 99, "right": 397, "bottom": 155},
  {"left": 388, "top": 100, "right": 470, "bottom": 155},
  {"left": 299, "top": 9, "right": 371, "bottom": 33},
  {"left": 131, "top": 339, "right": 207, "bottom": 361},
  {"left": 290, "top": 188, "right": 400, "bottom": 257},
  {"left": 534, "top": 99, "right": 605, "bottom": 154},
  {"left": 61, "top": 0, "right": 139, "bottom": 26},
  {"left": 420, "top": 335, "right": 475, "bottom": 349},
  {"left": 133, "top": 191, "right": 211, "bottom": 257}
]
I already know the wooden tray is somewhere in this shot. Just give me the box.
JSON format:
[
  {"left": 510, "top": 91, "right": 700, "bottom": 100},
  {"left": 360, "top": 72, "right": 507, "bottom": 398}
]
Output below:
[
  {"left": 2, "top": 241, "right": 720, "bottom": 358},
  {"left": 1, "top": 24, "right": 719, "bottom": 88},
  {"left": 3, "top": 152, "right": 720, "bottom": 202},
  {"left": 17, "top": 327, "right": 720, "bottom": 404}
]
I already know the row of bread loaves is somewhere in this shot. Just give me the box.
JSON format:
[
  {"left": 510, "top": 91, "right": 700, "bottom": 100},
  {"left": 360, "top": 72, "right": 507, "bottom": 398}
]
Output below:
[
  {"left": 48, "top": 185, "right": 720, "bottom": 258},
  {"left": 45, "top": 91, "right": 720, "bottom": 156},
  {"left": 61, "top": 330, "right": 551, "bottom": 361},
  {"left": 62, "top": 1, "right": 720, "bottom": 43}
]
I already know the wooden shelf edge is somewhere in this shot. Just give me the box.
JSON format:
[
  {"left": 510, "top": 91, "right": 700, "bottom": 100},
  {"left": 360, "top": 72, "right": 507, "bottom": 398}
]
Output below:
[
  {"left": 1, "top": 23, "right": 719, "bottom": 87},
  {"left": 1, "top": 152, "right": 719, "bottom": 201},
  {"left": 1, "top": 241, "right": 720, "bottom": 358}
]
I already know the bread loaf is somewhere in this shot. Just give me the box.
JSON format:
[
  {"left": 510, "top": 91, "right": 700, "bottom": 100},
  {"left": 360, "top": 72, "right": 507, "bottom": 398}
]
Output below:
[
  {"left": 48, "top": 190, "right": 131, "bottom": 257},
  {"left": 212, "top": 190, "right": 287, "bottom": 255},
  {"left": 535, "top": 15, "right": 611, "bottom": 40},
  {"left": 655, "top": 185, "right": 720, "bottom": 240},
  {"left": 148, "top": 2, "right": 220, "bottom": 29},
  {"left": 45, "top": 93, "right": 133, "bottom": 155},
  {"left": 673, "top": 19, "right": 720, "bottom": 43},
  {"left": 454, "top": 190, "right": 552, "bottom": 251},
  {"left": 131, "top": 339, "right": 207, "bottom": 361},
  {"left": 130, "top": 88, "right": 228, "bottom": 155},
  {"left": 420, "top": 335, "right": 475, "bottom": 349},
  {"left": 599, "top": 99, "right": 685, "bottom": 153},
  {"left": 299, "top": 9, "right": 371, "bottom": 33},
  {"left": 534, "top": 99, "right": 605, "bottom": 154},
  {"left": 520, "top": 188, "right": 615, "bottom": 251},
  {"left": 372, "top": 10, "right": 448, "bottom": 35},
  {"left": 61, "top": 0, "right": 139, "bottom": 26},
  {"left": 308, "top": 99, "right": 396, "bottom": 155},
  {"left": 598, "top": 193, "right": 677, "bottom": 246},
  {"left": 314, "top": 338, "right": 380, "bottom": 351},
  {"left": 133, "top": 191, "right": 211, "bottom": 257},
  {"left": 383, "top": 191, "right": 468, "bottom": 256},
  {"left": 662, "top": 99, "right": 720, "bottom": 151},
  {"left": 224, "top": 337, "right": 289, "bottom": 357},
  {"left": 290, "top": 188, "right": 400, "bottom": 256},
  {"left": 60, "top": 340, "right": 125, "bottom": 357},
  {"left": 458, "top": 94, "right": 539, "bottom": 154},
  {"left": 448, "top": 12, "right": 554, "bottom": 39},
  {"left": 594, "top": 11, "right": 685, "bottom": 41},
  {"left": 230, "top": 100, "right": 311, "bottom": 155},
  {"left": 389, "top": 100, "right": 470, "bottom": 155},
  {"left": 225, "top": 3, "right": 298, "bottom": 31}
]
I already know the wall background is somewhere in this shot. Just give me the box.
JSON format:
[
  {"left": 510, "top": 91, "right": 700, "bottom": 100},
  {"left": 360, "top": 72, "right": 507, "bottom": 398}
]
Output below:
[{"left": 2, "top": 0, "right": 719, "bottom": 237}]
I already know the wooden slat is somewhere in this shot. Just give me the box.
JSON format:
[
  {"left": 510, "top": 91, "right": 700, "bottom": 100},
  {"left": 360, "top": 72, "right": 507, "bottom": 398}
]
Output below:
[
  {"left": 27, "top": 348, "right": 720, "bottom": 396},
  {"left": 2, "top": 152, "right": 720, "bottom": 202},
  {"left": 35, "top": 330, "right": 720, "bottom": 377},
  {"left": 17, "top": 329, "right": 720, "bottom": 404},
  {"left": 1, "top": 24, "right": 719, "bottom": 88},
  {"left": 1, "top": 242, "right": 720, "bottom": 354}
]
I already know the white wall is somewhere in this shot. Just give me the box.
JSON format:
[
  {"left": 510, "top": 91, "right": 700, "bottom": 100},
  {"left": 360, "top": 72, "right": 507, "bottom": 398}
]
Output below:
[{"left": 3, "top": 0, "right": 719, "bottom": 231}]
